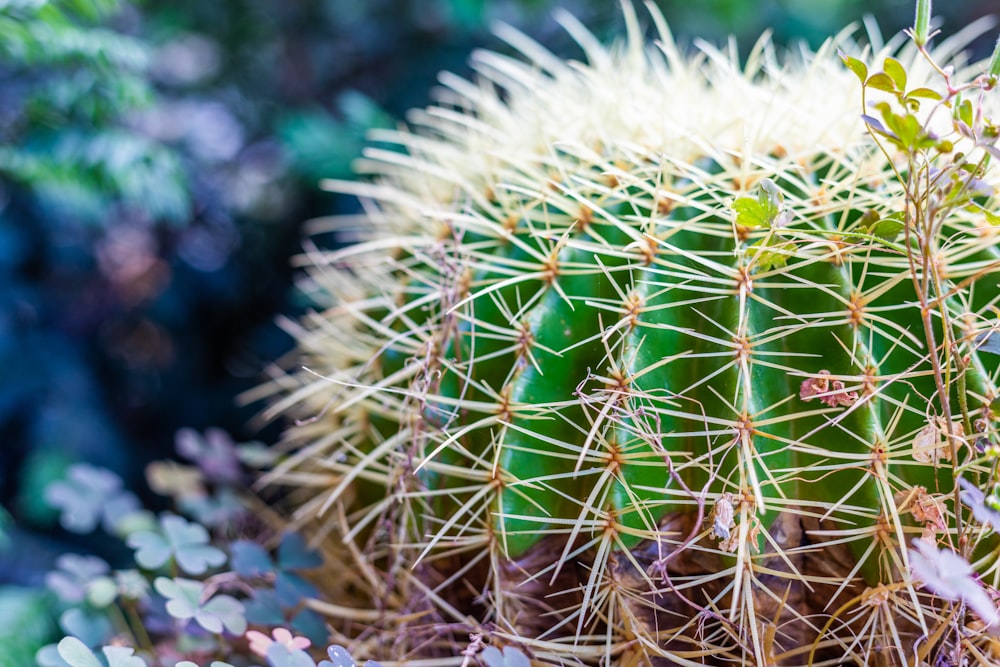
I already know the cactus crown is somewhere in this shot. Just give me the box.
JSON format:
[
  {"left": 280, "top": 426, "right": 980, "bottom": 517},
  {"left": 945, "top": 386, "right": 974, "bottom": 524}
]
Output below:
[{"left": 257, "top": 4, "right": 1000, "bottom": 665}]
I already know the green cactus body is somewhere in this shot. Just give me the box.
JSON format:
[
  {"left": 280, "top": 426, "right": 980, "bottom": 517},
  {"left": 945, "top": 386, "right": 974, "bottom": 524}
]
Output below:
[{"left": 266, "top": 5, "right": 1000, "bottom": 665}]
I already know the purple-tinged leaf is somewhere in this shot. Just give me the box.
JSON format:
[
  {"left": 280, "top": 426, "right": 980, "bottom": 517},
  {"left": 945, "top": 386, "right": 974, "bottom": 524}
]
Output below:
[
  {"left": 976, "top": 330, "right": 1000, "bottom": 356},
  {"left": 980, "top": 144, "right": 1000, "bottom": 161},
  {"left": 861, "top": 114, "right": 893, "bottom": 138},
  {"left": 909, "top": 539, "right": 1000, "bottom": 633},
  {"left": 175, "top": 428, "right": 242, "bottom": 484},
  {"left": 958, "top": 477, "right": 1000, "bottom": 530}
]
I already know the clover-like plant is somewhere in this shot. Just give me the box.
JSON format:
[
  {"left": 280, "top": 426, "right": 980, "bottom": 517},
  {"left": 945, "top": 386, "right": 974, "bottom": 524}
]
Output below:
[
  {"left": 44, "top": 463, "right": 144, "bottom": 535},
  {"left": 128, "top": 514, "right": 227, "bottom": 575},
  {"left": 153, "top": 577, "right": 246, "bottom": 636},
  {"left": 34, "top": 429, "right": 339, "bottom": 667},
  {"left": 232, "top": 533, "right": 326, "bottom": 642}
]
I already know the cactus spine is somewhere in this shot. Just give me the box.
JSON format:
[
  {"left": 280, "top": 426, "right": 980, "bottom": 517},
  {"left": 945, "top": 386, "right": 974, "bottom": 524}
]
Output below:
[{"left": 258, "top": 4, "right": 1000, "bottom": 665}]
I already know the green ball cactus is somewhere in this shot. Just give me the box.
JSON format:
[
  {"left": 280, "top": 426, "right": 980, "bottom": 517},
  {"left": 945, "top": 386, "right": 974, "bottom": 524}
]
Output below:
[{"left": 259, "top": 4, "right": 1000, "bottom": 665}]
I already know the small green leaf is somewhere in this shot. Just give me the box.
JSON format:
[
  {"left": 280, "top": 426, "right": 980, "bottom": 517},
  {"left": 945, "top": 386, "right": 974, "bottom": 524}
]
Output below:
[
  {"left": 873, "top": 103, "right": 936, "bottom": 152},
  {"left": 839, "top": 51, "right": 868, "bottom": 83},
  {"left": 859, "top": 210, "right": 905, "bottom": 240},
  {"left": 732, "top": 198, "right": 770, "bottom": 229},
  {"left": 957, "top": 99, "right": 974, "bottom": 128},
  {"left": 869, "top": 217, "right": 905, "bottom": 240},
  {"left": 857, "top": 209, "right": 880, "bottom": 229},
  {"left": 866, "top": 72, "right": 897, "bottom": 93},
  {"left": 886, "top": 112, "right": 923, "bottom": 148},
  {"left": 732, "top": 178, "right": 783, "bottom": 229},
  {"left": 908, "top": 87, "right": 943, "bottom": 101},
  {"left": 747, "top": 238, "right": 795, "bottom": 272},
  {"left": 883, "top": 57, "right": 907, "bottom": 92}
]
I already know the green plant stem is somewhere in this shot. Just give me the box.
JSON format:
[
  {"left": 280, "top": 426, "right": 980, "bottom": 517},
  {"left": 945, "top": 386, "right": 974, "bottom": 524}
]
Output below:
[{"left": 121, "top": 599, "right": 154, "bottom": 655}]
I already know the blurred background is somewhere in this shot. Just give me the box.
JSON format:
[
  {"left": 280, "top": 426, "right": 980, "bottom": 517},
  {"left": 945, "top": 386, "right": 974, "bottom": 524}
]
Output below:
[{"left": 0, "top": 0, "right": 994, "bottom": 592}]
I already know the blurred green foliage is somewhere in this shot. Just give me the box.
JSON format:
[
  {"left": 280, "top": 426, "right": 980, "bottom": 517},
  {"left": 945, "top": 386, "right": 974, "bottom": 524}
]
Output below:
[{"left": 0, "top": 0, "right": 187, "bottom": 223}]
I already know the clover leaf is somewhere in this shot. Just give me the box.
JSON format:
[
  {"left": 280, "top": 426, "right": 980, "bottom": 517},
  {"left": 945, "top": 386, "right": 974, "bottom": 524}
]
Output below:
[
  {"left": 59, "top": 608, "right": 113, "bottom": 648},
  {"left": 48, "top": 637, "right": 152, "bottom": 667},
  {"left": 180, "top": 488, "right": 246, "bottom": 528},
  {"left": 319, "top": 645, "right": 383, "bottom": 667},
  {"left": 243, "top": 588, "right": 285, "bottom": 626},
  {"left": 46, "top": 554, "right": 111, "bottom": 605},
  {"left": 276, "top": 571, "right": 318, "bottom": 609},
  {"left": 114, "top": 570, "right": 150, "bottom": 601},
  {"left": 746, "top": 237, "right": 795, "bottom": 273},
  {"left": 231, "top": 540, "right": 274, "bottom": 578},
  {"left": 35, "top": 643, "right": 74, "bottom": 667},
  {"left": 101, "top": 647, "right": 148, "bottom": 667},
  {"left": 289, "top": 608, "right": 328, "bottom": 645},
  {"left": 232, "top": 533, "right": 321, "bottom": 608},
  {"left": 278, "top": 533, "right": 323, "bottom": 571},
  {"left": 53, "top": 637, "right": 103, "bottom": 667},
  {"left": 127, "top": 514, "right": 226, "bottom": 575},
  {"left": 44, "top": 464, "right": 141, "bottom": 534},
  {"left": 265, "top": 644, "right": 317, "bottom": 667},
  {"left": 154, "top": 577, "right": 246, "bottom": 635},
  {"left": 175, "top": 427, "right": 242, "bottom": 484}
]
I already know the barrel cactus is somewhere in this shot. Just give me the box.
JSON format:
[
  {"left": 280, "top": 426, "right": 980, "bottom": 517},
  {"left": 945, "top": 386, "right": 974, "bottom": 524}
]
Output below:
[{"left": 256, "top": 4, "right": 1000, "bottom": 665}]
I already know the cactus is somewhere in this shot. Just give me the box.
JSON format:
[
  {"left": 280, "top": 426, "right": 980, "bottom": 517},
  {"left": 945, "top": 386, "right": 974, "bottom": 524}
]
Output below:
[{"left": 256, "top": 4, "right": 1000, "bottom": 665}]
